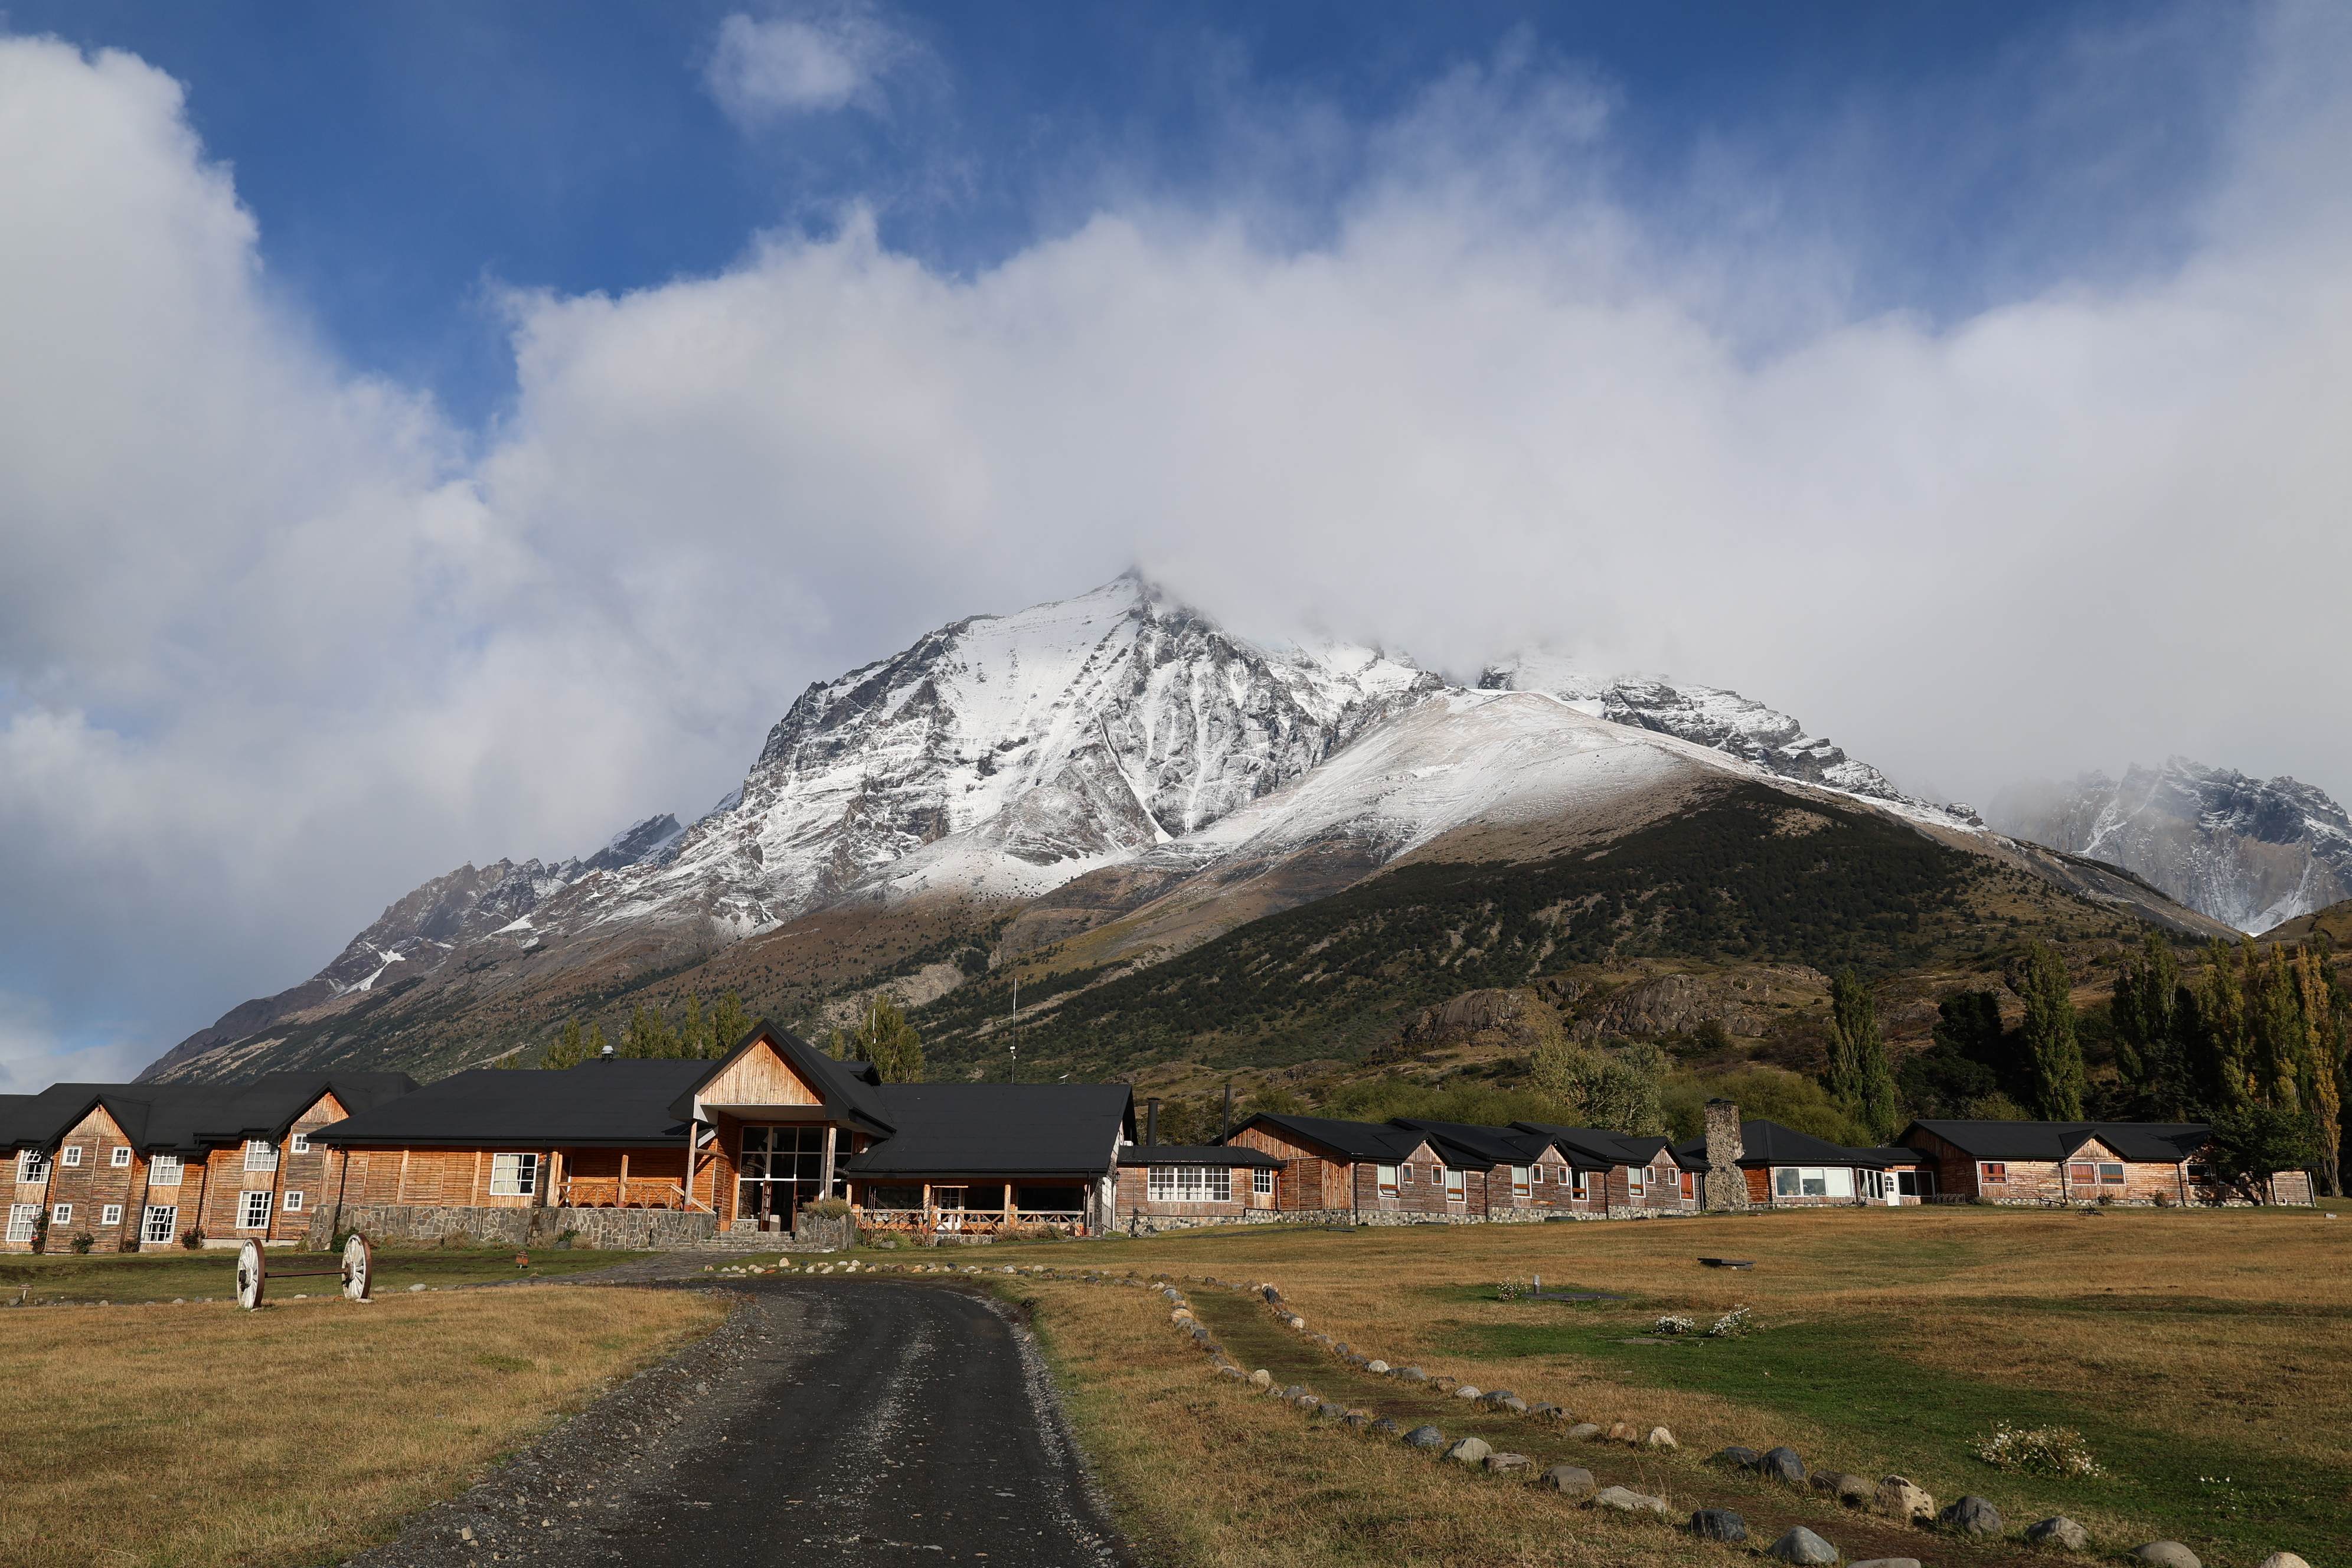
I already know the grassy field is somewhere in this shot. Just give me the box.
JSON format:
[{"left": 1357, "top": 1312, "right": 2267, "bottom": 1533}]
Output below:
[
  {"left": 978, "top": 1203, "right": 2351, "bottom": 1568},
  {"left": 0, "top": 1283, "right": 725, "bottom": 1568},
  {"left": 0, "top": 1243, "right": 649, "bottom": 1305}
]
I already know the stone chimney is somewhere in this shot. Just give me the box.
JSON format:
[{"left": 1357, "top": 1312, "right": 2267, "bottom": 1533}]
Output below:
[{"left": 1702, "top": 1098, "right": 1749, "bottom": 1211}]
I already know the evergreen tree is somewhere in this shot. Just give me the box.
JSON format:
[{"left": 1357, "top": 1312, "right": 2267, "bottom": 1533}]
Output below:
[
  {"left": 2193, "top": 940, "right": 2250, "bottom": 1109},
  {"left": 1823, "top": 969, "right": 1902, "bottom": 1141},
  {"left": 678, "top": 993, "right": 707, "bottom": 1061},
  {"left": 620, "top": 1004, "right": 681, "bottom": 1059},
  {"left": 832, "top": 995, "right": 925, "bottom": 1082},
  {"left": 545, "top": 1018, "right": 590, "bottom": 1070},
  {"left": 2111, "top": 934, "right": 2195, "bottom": 1115},
  {"left": 585, "top": 1023, "right": 609, "bottom": 1061},
  {"left": 2205, "top": 1101, "right": 2319, "bottom": 1201},
  {"left": 2011, "top": 940, "right": 2085, "bottom": 1120},
  {"left": 2289, "top": 945, "right": 2345, "bottom": 1197},
  {"left": 708, "top": 991, "right": 753, "bottom": 1059}
]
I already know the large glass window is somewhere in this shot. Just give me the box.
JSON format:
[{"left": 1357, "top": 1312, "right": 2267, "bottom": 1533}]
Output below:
[
  {"left": 244, "top": 1140, "right": 278, "bottom": 1172},
  {"left": 737, "top": 1125, "right": 842, "bottom": 1221},
  {"left": 1253, "top": 1168, "right": 1275, "bottom": 1197},
  {"left": 5, "top": 1204, "right": 37, "bottom": 1243},
  {"left": 17, "top": 1151, "right": 48, "bottom": 1184},
  {"left": 142, "top": 1205, "right": 178, "bottom": 1244},
  {"left": 1376, "top": 1163, "right": 1399, "bottom": 1198},
  {"left": 239, "top": 1190, "right": 272, "bottom": 1230},
  {"left": 1443, "top": 1168, "right": 1465, "bottom": 1203},
  {"left": 148, "top": 1155, "right": 182, "bottom": 1187},
  {"left": 489, "top": 1152, "right": 540, "bottom": 1197},
  {"left": 1147, "top": 1166, "right": 1232, "bottom": 1203}
]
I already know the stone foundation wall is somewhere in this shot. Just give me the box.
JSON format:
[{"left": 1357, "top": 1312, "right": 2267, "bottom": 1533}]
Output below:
[{"left": 306, "top": 1204, "right": 720, "bottom": 1251}]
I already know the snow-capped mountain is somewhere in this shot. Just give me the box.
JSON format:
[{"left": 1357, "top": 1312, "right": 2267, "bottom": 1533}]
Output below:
[
  {"left": 1993, "top": 759, "right": 2352, "bottom": 932},
  {"left": 1477, "top": 654, "right": 1979, "bottom": 822}
]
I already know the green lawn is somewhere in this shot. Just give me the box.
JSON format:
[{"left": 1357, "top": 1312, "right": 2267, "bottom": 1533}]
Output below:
[{"left": 0, "top": 1244, "right": 645, "bottom": 1305}]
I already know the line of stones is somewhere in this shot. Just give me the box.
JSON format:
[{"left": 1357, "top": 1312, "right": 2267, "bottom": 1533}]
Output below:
[{"left": 832, "top": 1256, "right": 2310, "bottom": 1568}]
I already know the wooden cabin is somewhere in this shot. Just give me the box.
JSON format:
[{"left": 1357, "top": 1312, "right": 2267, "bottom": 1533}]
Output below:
[
  {"left": 1390, "top": 1119, "right": 1595, "bottom": 1216},
  {"left": 0, "top": 1073, "right": 415, "bottom": 1252},
  {"left": 1114, "top": 1142, "right": 1286, "bottom": 1231},
  {"left": 1672, "top": 1118, "right": 1936, "bottom": 1208},
  {"left": 1899, "top": 1119, "right": 2315, "bottom": 1207},
  {"left": 1227, "top": 1113, "right": 1494, "bottom": 1221},
  {"left": 315, "top": 1025, "right": 1136, "bottom": 1238},
  {"left": 1511, "top": 1123, "right": 1704, "bottom": 1216}
]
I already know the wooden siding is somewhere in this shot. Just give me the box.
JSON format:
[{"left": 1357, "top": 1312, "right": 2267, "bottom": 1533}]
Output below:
[
  {"left": 1227, "top": 1124, "right": 1353, "bottom": 1211},
  {"left": 696, "top": 1038, "right": 821, "bottom": 1110},
  {"left": 1114, "top": 1163, "right": 1277, "bottom": 1221}
]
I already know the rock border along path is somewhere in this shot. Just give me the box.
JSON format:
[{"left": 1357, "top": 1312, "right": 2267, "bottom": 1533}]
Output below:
[{"left": 811, "top": 1256, "right": 2305, "bottom": 1568}]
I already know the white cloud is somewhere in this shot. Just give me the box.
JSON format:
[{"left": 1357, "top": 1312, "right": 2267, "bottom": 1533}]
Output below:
[
  {"left": 705, "top": 4, "right": 913, "bottom": 125},
  {"left": 2, "top": 9, "right": 2351, "bottom": 1084}
]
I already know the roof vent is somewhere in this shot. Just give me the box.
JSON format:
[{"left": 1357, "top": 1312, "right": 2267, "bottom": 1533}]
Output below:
[{"left": 599, "top": 1042, "right": 615, "bottom": 1061}]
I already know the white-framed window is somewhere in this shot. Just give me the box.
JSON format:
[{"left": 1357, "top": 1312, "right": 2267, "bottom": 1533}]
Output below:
[
  {"left": 5, "top": 1204, "right": 38, "bottom": 1243},
  {"left": 290, "top": 1132, "right": 311, "bottom": 1155},
  {"left": 17, "top": 1150, "right": 49, "bottom": 1184},
  {"left": 101, "top": 1204, "right": 123, "bottom": 1226},
  {"left": 239, "top": 1190, "right": 272, "bottom": 1230},
  {"left": 1860, "top": 1170, "right": 1885, "bottom": 1201},
  {"left": 283, "top": 1191, "right": 305, "bottom": 1212},
  {"left": 1376, "top": 1162, "right": 1399, "bottom": 1198},
  {"left": 51, "top": 1203, "right": 71, "bottom": 1225},
  {"left": 2098, "top": 1161, "right": 2125, "bottom": 1184},
  {"left": 61, "top": 1145, "right": 83, "bottom": 1167},
  {"left": 1145, "top": 1165, "right": 1231, "bottom": 1203},
  {"left": 1399, "top": 1162, "right": 1413, "bottom": 1184},
  {"left": 110, "top": 1145, "right": 132, "bottom": 1168},
  {"left": 244, "top": 1140, "right": 278, "bottom": 1172},
  {"left": 148, "top": 1154, "right": 182, "bottom": 1187},
  {"left": 1773, "top": 1166, "right": 1854, "bottom": 1198},
  {"left": 1511, "top": 1165, "right": 1531, "bottom": 1201},
  {"left": 1252, "top": 1168, "right": 1275, "bottom": 1197},
  {"left": 1980, "top": 1161, "right": 2007, "bottom": 1185},
  {"left": 489, "top": 1152, "right": 540, "bottom": 1197},
  {"left": 1443, "top": 1168, "right": 1465, "bottom": 1203},
  {"left": 1571, "top": 1169, "right": 1589, "bottom": 1199},
  {"left": 1628, "top": 1165, "right": 1647, "bottom": 1197},
  {"left": 142, "top": 1204, "right": 178, "bottom": 1244}
]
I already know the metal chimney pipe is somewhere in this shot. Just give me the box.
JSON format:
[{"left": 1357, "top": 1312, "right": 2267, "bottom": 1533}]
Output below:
[
  {"left": 1145, "top": 1097, "right": 1159, "bottom": 1147},
  {"left": 1220, "top": 1082, "right": 1232, "bottom": 1142}
]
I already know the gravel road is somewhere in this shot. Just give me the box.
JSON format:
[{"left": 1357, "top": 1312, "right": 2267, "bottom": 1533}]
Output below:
[{"left": 350, "top": 1275, "right": 1125, "bottom": 1567}]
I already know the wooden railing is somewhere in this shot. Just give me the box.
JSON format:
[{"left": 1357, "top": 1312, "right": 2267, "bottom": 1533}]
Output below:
[
  {"left": 855, "top": 1207, "right": 1089, "bottom": 1236},
  {"left": 558, "top": 1178, "right": 688, "bottom": 1210}
]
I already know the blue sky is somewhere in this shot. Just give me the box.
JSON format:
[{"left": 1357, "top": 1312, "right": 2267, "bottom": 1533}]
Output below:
[
  {"left": 0, "top": 2, "right": 2345, "bottom": 1083},
  {"left": 10, "top": 2, "right": 2246, "bottom": 424}
]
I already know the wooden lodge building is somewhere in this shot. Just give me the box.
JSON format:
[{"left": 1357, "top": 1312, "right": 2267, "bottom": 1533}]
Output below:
[
  {"left": 4, "top": 1027, "right": 2318, "bottom": 1252},
  {"left": 1, "top": 1073, "right": 416, "bottom": 1253}
]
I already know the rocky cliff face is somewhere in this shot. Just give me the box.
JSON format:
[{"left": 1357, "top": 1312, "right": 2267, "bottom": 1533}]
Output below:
[{"left": 1993, "top": 759, "right": 2352, "bottom": 933}]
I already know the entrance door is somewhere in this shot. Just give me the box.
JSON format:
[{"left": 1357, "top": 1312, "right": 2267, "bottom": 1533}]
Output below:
[{"left": 737, "top": 1126, "right": 834, "bottom": 1227}]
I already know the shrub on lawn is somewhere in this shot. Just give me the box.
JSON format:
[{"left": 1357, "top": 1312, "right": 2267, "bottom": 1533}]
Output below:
[
  {"left": 181, "top": 1227, "right": 205, "bottom": 1249},
  {"left": 1652, "top": 1314, "right": 1696, "bottom": 1336},
  {"left": 1976, "top": 1422, "right": 2101, "bottom": 1477},
  {"left": 1707, "top": 1304, "right": 1756, "bottom": 1339},
  {"left": 70, "top": 1231, "right": 95, "bottom": 1255}
]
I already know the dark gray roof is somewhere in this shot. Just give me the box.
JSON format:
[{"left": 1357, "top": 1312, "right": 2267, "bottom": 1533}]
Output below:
[
  {"left": 666, "top": 1023, "right": 893, "bottom": 1136},
  {"left": 1116, "top": 1142, "right": 1285, "bottom": 1168},
  {"left": 842, "top": 1085, "right": 1132, "bottom": 1178},
  {"left": 1671, "top": 1119, "right": 1932, "bottom": 1171},
  {"left": 1513, "top": 1122, "right": 1702, "bottom": 1171},
  {"left": 0, "top": 1073, "right": 419, "bottom": 1155},
  {"left": 1902, "top": 1119, "right": 2211, "bottom": 1163},
  {"left": 1390, "top": 1119, "right": 1555, "bottom": 1170},
  {"left": 313, "top": 1061, "right": 707, "bottom": 1148},
  {"left": 1237, "top": 1113, "right": 1428, "bottom": 1163}
]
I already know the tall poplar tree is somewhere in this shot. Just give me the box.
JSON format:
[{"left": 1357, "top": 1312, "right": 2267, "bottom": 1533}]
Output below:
[
  {"left": 2012, "top": 941, "right": 2085, "bottom": 1120},
  {"left": 1824, "top": 969, "right": 1902, "bottom": 1141}
]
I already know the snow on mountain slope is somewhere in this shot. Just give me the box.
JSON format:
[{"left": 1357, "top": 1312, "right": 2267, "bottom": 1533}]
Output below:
[
  {"left": 553, "top": 573, "right": 1442, "bottom": 934},
  {"left": 1478, "top": 654, "right": 1978, "bottom": 821},
  {"left": 1994, "top": 759, "right": 2352, "bottom": 932}
]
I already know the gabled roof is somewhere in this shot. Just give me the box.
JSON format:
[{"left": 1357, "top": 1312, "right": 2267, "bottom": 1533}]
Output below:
[
  {"left": 1513, "top": 1122, "right": 1701, "bottom": 1171},
  {"left": 1901, "top": 1119, "right": 2211, "bottom": 1164},
  {"left": 1389, "top": 1119, "right": 1554, "bottom": 1171},
  {"left": 1116, "top": 1142, "right": 1285, "bottom": 1168},
  {"left": 665, "top": 1023, "right": 894, "bottom": 1137},
  {"left": 0, "top": 1073, "right": 420, "bottom": 1155},
  {"left": 842, "top": 1084, "right": 1132, "bottom": 1178},
  {"left": 313, "top": 1061, "right": 707, "bottom": 1149},
  {"left": 1236, "top": 1113, "right": 1428, "bottom": 1164},
  {"left": 1671, "top": 1119, "right": 1928, "bottom": 1171}
]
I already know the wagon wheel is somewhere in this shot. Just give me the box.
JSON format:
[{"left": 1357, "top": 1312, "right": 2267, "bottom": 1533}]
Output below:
[
  {"left": 236, "top": 1239, "right": 267, "bottom": 1311},
  {"left": 341, "top": 1231, "right": 373, "bottom": 1301}
]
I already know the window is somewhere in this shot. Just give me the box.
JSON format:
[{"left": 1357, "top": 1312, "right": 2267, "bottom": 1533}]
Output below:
[
  {"left": 1444, "top": 1168, "right": 1465, "bottom": 1203},
  {"left": 51, "top": 1204, "right": 71, "bottom": 1225},
  {"left": 110, "top": 1145, "right": 132, "bottom": 1168},
  {"left": 244, "top": 1140, "right": 278, "bottom": 1172},
  {"left": 61, "top": 1145, "right": 83, "bottom": 1167},
  {"left": 1627, "top": 1166, "right": 1647, "bottom": 1197},
  {"left": 1680, "top": 1170, "right": 1697, "bottom": 1201},
  {"left": 283, "top": 1191, "right": 305, "bottom": 1212},
  {"left": 1775, "top": 1167, "right": 1802, "bottom": 1198},
  {"left": 1980, "top": 1161, "right": 2007, "bottom": 1185},
  {"left": 1146, "top": 1166, "right": 1231, "bottom": 1203},
  {"left": 1399, "top": 1163, "right": 1413, "bottom": 1184},
  {"left": 2187, "top": 1160, "right": 2213, "bottom": 1182},
  {"left": 1253, "top": 1168, "right": 1275, "bottom": 1197},
  {"left": 1861, "top": 1170, "right": 1886, "bottom": 1201},
  {"left": 290, "top": 1132, "right": 311, "bottom": 1155},
  {"left": 2098, "top": 1162, "right": 2125, "bottom": 1184},
  {"left": 18, "top": 1150, "right": 50, "bottom": 1184},
  {"left": 142, "top": 1205, "right": 178, "bottom": 1244},
  {"left": 1511, "top": 1165, "right": 1531, "bottom": 1201},
  {"left": 101, "top": 1204, "right": 123, "bottom": 1226},
  {"left": 2069, "top": 1161, "right": 2096, "bottom": 1184},
  {"left": 489, "top": 1152, "right": 540, "bottom": 1197},
  {"left": 1778, "top": 1167, "right": 1854, "bottom": 1198},
  {"left": 1533, "top": 1164, "right": 1547, "bottom": 1184},
  {"left": 148, "top": 1154, "right": 182, "bottom": 1187},
  {"left": 5, "top": 1204, "right": 37, "bottom": 1243},
  {"left": 239, "top": 1190, "right": 272, "bottom": 1230},
  {"left": 1570, "top": 1170, "right": 1589, "bottom": 1200},
  {"left": 1376, "top": 1163, "right": 1399, "bottom": 1198}
]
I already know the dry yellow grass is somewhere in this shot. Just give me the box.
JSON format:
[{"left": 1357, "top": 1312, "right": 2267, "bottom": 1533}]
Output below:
[
  {"left": 994, "top": 1204, "right": 2352, "bottom": 1563},
  {"left": 0, "top": 1285, "right": 725, "bottom": 1568},
  {"left": 1025, "top": 1278, "right": 1730, "bottom": 1568}
]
